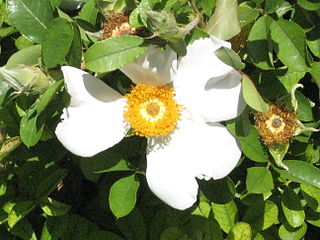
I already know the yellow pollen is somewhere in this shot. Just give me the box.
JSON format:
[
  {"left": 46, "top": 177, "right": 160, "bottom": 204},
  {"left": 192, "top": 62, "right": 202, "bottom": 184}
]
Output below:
[{"left": 124, "top": 84, "right": 182, "bottom": 137}]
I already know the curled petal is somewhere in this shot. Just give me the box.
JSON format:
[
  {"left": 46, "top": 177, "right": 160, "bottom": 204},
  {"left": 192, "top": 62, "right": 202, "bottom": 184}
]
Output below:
[
  {"left": 120, "top": 45, "right": 177, "bottom": 86},
  {"left": 146, "top": 117, "right": 241, "bottom": 209},
  {"left": 175, "top": 70, "right": 245, "bottom": 122},
  {"left": 55, "top": 66, "right": 126, "bottom": 157}
]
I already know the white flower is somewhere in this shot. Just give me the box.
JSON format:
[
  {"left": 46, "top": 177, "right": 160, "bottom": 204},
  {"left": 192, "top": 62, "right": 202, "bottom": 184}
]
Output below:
[{"left": 55, "top": 36, "right": 245, "bottom": 210}]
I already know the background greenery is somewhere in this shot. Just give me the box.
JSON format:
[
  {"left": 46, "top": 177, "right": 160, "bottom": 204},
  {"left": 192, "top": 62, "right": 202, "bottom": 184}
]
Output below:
[{"left": 0, "top": 0, "right": 319, "bottom": 239}]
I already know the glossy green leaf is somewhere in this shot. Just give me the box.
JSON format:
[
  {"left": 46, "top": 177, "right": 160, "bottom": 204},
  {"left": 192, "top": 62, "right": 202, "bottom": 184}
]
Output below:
[
  {"left": 35, "top": 169, "right": 68, "bottom": 199},
  {"left": 243, "top": 200, "right": 279, "bottom": 230},
  {"left": 270, "top": 19, "right": 309, "bottom": 72},
  {"left": 246, "top": 167, "right": 274, "bottom": 194},
  {"left": 7, "top": 0, "right": 54, "bottom": 43},
  {"left": 281, "top": 187, "right": 305, "bottom": 228},
  {"left": 84, "top": 36, "right": 147, "bottom": 72},
  {"left": 215, "top": 46, "right": 245, "bottom": 70},
  {"left": 310, "top": 62, "right": 320, "bottom": 88},
  {"left": 265, "top": 0, "right": 285, "bottom": 13},
  {"left": 205, "top": 0, "right": 240, "bottom": 40},
  {"left": 8, "top": 201, "right": 36, "bottom": 228},
  {"left": 211, "top": 200, "right": 237, "bottom": 233},
  {"left": 301, "top": 184, "right": 320, "bottom": 212},
  {"left": 242, "top": 74, "right": 269, "bottom": 113},
  {"left": 278, "top": 222, "right": 307, "bottom": 240},
  {"left": 78, "top": 0, "right": 98, "bottom": 25},
  {"left": 42, "top": 18, "right": 74, "bottom": 68},
  {"left": 109, "top": 174, "right": 140, "bottom": 218},
  {"left": 226, "top": 222, "right": 252, "bottom": 240},
  {"left": 273, "top": 160, "right": 320, "bottom": 188},
  {"left": 247, "top": 16, "right": 274, "bottom": 70},
  {"left": 40, "top": 197, "right": 71, "bottom": 216}
]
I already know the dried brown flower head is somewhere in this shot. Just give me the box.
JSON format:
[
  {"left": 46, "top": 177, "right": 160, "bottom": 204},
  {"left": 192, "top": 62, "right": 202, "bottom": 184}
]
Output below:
[
  {"left": 102, "top": 13, "right": 136, "bottom": 39},
  {"left": 254, "top": 104, "right": 297, "bottom": 146}
]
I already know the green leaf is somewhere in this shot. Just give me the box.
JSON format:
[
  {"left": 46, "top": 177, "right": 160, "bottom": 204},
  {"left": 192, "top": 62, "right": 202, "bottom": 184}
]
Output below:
[
  {"left": 199, "top": 177, "right": 235, "bottom": 204},
  {"left": 238, "top": 124, "right": 269, "bottom": 162},
  {"left": 307, "top": 25, "right": 320, "bottom": 58},
  {"left": 247, "top": 16, "right": 274, "bottom": 70},
  {"left": 42, "top": 18, "right": 74, "bottom": 68},
  {"left": 116, "top": 208, "right": 146, "bottom": 240},
  {"left": 215, "top": 46, "right": 245, "bottom": 70},
  {"left": 9, "top": 218, "right": 37, "bottom": 240},
  {"left": 205, "top": 0, "right": 240, "bottom": 40},
  {"left": 246, "top": 167, "right": 274, "bottom": 194},
  {"left": 270, "top": 19, "right": 309, "bottom": 72},
  {"left": 8, "top": 201, "right": 36, "bottom": 228},
  {"left": 184, "top": 215, "right": 223, "bottom": 240},
  {"left": 40, "top": 197, "right": 71, "bottom": 216},
  {"left": 0, "top": 136, "right": 22, "bottom": 161},
  {"left": 242, "top": 74, "right": 269, "bottom": 113},
  {"left": 226, "top": 222, "right": 252, "bottom": 240},
  {"left": 65, "top": 22, "right": 82, "bottom": 68},
  {"left": 237, "top": 2, "right": 260, "bottom": 28},
  {"left": 40, "top": 215, "right": 69, "bottom": 240},
  {"left": 243, "top": 200, "right": 279, "bottom": 231},
  {"left": 36, "top": 80, "right": 63, "bottom": 114},
  {"left": 7, "top": 0, "right": 54, "bottom": 43},
  {"left": 78, "top": 0, "right": 98, "bottom": 25},
  {"left": 109, "top": 174, "right": 140, "bottom": 218},
  {"left": 310, "top": 62, "right": 320, "bottom": 88},
  {"left": 281, "top": 187, "right": 305, "bottom": 228},
  {"left": 160, "top": 227, "right": 187, "bottom": 240},
  {"left": 211, "top": 200, "right": 237, "bottom": 233},
  {"left": 6, "top": 45, "right": 41, "bottom": 69},
  {"left": 20, "top": 111, "right": 44, "bottom": 147},
  {"left": 35, "top": 169, "right": 67, "bottom": 199},
  {"left": 278, "top": 222, "right": 307, "bottom": 240},
  {"left": 297, "top": 0, "right": 320, "bottom": 10},
  {"left": 273, "top": 160, "right": 320, "bottom": 188},
  {"left": 86, "top": 231, "right": 125, "bottom": 240},
  {"left": 84, "top": 36, "right": 147, "bottom": 72},
  {"left": 301, "top": 184, "right": 320, "bottom": 212},
  {"left": 295, "top": 92, "right": 313, "bottom": 122}
]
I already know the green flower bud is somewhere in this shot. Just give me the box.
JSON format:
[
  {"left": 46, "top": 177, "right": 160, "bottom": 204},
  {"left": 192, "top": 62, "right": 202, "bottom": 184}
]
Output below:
[
  {"left": 145, "top": 10, "right": 181, "bottom": 42},
  {"left": 0, "top": 65, "right": 51, "bottom": 94}
]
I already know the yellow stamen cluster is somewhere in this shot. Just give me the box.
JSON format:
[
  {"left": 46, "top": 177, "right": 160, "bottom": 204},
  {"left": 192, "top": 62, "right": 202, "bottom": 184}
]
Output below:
[
  {"left": 254, "top": 104, "right": 297, "bottom": 146},
  {"left": 124, "top": 84, "right": 182, "bottom": 137}
]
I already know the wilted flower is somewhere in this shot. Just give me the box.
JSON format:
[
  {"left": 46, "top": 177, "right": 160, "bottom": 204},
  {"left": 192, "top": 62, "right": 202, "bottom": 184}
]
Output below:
[
  {"left": 56, "top": 37, "right": 245, "bottom": 210},
  {"left": 254, "top": 104, "right": 297, "bottom": 146}
]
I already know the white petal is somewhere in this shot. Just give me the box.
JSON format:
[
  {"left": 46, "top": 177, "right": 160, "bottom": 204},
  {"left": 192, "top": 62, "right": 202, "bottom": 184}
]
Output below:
[
  {"left": 175, "top": 36, "right": 232, "bottom": 85},
  {"left": 55, "top": 66, "right": 126, "bottom": 157},
  {"left": 146, "top": 117, "right": 241, "bottom": 209},
  {"left": 120, "top": 45, "right": 177, "bottom": 86},
  {"left": 175, "top": 70, "right": 245, "bottom": 122},
  {"left": 61, "top": 66, "right": 122, "bottom": 106}
]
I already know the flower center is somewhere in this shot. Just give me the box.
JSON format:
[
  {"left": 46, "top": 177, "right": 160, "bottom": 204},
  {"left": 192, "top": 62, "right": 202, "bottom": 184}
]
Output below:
[
  {"left": 265, "top": 114, "right": 286, "bottom": 134},
  {"left": 124, "top": 84, "right": 182, "bottom": 137}
]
